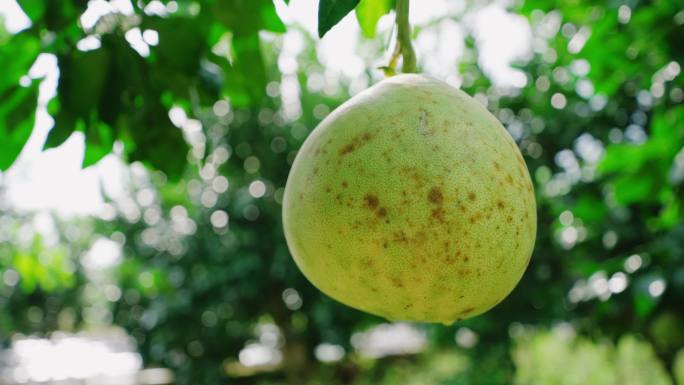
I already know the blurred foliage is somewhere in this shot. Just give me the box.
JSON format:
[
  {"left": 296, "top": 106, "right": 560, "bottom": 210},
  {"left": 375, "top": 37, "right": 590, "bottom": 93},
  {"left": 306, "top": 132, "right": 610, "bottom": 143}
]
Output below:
[
  {"left": 0, "top": 213, "right": 90, "bottom": 338},
  {"left": 676, "top": 349, "right": 684, "bottom": 385},
  {"left": 512, "top": 326, "right": 672, "bottom": 385},
  {"left": 1, "top": 0, "right": 683, "bottom": 384}
]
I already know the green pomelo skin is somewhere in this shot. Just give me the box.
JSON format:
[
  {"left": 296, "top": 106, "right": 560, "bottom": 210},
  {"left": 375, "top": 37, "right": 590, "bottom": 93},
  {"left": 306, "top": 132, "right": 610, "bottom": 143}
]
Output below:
[{"left": 283, "top": 74, "right": 536, "bottom": 324}]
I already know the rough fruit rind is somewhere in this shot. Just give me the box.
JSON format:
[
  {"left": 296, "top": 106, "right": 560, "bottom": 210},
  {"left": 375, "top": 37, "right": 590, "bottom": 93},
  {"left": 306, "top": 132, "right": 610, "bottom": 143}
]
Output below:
[{"left": 283, "top": 74, "right": 536, "bottom": 324}]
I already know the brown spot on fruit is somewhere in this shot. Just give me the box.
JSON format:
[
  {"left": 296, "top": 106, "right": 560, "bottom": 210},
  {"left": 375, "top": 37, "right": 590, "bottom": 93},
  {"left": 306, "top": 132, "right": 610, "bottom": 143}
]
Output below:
[
  {"left": 413, "top": 231, "right": 428, "bottom": 245},
  {"left": 393, "top": 231, "right": 408, "bottom": 244},
  {"left": 401, "top": 166, "right": 426, "bottom": 186},
  {"left": 339, "top": 132, "right": 375, "bottom": 156},
  {"left": 468, "top": 212, "right": 484, "bottom": 224},
  {"left": 339, "top": 143, "right": 356, "bottom": 155},
  {"left": 431, "top": 208, "right": 445, "bottom": 222},
  {"left": 497, "top": 200, "right": 505, "bottom": 209},
  {"left": 325, "top": 187, "right": 332, "bottom": 193},
  {"left": 459, "top": 307, "right": 475, "bottom": 315},
  {"left": 377, "top": 207, "right": 387, "bottom": 217},
  {"left": 390, "top": 276, "right": 404, "bottom": 288},
  {"left": 428, "top": 187, "right": 443, "bottom": 204},
  {"left": 342, "top": 181, "right": 348, "bottom": 188},
  {"left": 364, "top": 194, "right": 379, "bottom": 209},
  {"left": 468, "top": 192, "right": 477, "bottom": 201}
]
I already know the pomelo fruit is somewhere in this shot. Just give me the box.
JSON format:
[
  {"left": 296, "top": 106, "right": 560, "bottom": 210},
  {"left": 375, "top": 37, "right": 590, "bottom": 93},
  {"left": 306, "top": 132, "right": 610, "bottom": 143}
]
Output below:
[{"left": 283, "top": 74, "right": 536, "bottom": 324}]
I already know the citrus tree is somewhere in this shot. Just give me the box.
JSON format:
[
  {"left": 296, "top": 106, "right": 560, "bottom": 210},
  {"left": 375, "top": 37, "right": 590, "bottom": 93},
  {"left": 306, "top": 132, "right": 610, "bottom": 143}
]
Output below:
[{"left": 1, "top": 0, "right": 683, "bottom": 384}]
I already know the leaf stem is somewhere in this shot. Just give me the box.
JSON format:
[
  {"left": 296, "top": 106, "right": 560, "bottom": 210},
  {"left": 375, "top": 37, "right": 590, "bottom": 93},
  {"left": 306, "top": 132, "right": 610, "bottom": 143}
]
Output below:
[{"left": 394, "top": 0, "right": 417, "bottom": 73}]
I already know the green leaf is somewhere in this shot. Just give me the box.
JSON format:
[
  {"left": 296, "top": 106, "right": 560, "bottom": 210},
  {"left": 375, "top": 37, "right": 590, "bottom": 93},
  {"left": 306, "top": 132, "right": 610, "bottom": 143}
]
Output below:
[
  {"left": 83, "top": 121, "right": 115, "bottom": 167},
  {"left": 46, "top": 48, "right": 112, "bottom": 151},
  {"left": 0, "top": 82, "right": 39, "bottom": 170},
  {"left": 598, "top": 145, "right": 645, "bottom": 175},
  {"left": 144, "top": 16, "right": 208, "bottom": 76},
  {"left": 143, "top": 16, "right": 210, "bottom": 98},
  {"left": 214, "top": 0, "right": 285, "bottom": 35},
  {"left": 13, "top": 253, "right": 37, "bottom": 294},
  {"left": 221, "top": 33, "right": 267, "bottom": 107},
  {"left": 0, "top": 33, "right": 41, "bottom": 170},
  {"left": 212, "top": 1, "right": 283, "bottom": 107},
  {"left": 17, "top": 0, "right": 46, "bottom": 22},
  {"left": 318, "top": 0, "right": 361, "bottom": 37},
  {"left": 259, "top": 0, "right": 287, "bottom": 33},
  {"left": 43, "top": 1, "right": 88, "bottom": 32},
  {"left": 355, "top": 0, "right": 393, "bottom": 38},
  {"left": 572, "top": 196, "right": 607, "bottom": 224},
  {"left": 656, "top": 193, "right": 680, "bottom": 230},
  {"left": 44, "top": 99, "right": 75, "bottom": 149},
  {"left": 612, "top": 174, "right": 655, "bottom": 205},
  {"left": 126, "top": 105, "right": 188, "bottom": 180},
  {"left": 61, "top": 48, "right": 112, "bottom": 118},
  {"left": 0, "top": 33, "right": 41, "bottom": 94},
  {"left": 634, "top": 286, "right": 659, "bottom": 318}
]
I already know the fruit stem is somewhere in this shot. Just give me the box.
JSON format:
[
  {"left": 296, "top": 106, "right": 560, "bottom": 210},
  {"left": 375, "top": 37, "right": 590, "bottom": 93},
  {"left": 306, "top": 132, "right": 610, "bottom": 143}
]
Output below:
[
  {"left": 383, "top": 0, "right": 417, "bottom": 75},
  {"left": 395, "top": 0, "right": 417, "bottom": 73}
]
